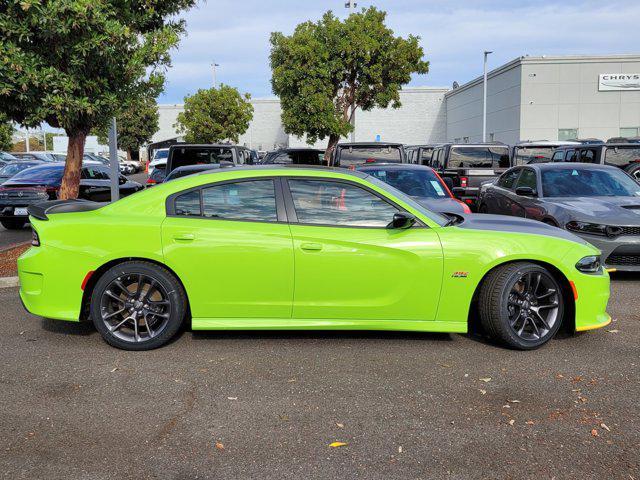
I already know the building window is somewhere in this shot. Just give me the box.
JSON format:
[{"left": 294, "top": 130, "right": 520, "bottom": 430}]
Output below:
[
  {"left": 558, "top": 128, "right": 578, "bottom": 141},
  {"left": 620, "top": 127, "right": 639, "bottom": 138}
]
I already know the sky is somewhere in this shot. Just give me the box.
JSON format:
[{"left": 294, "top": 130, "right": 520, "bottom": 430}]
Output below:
[{"left": 158, "top": 0, "right": 640, "bottom": 104}]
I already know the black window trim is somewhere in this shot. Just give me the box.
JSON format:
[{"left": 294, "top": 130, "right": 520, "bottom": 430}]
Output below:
[
  {"left": 497, "top": 167, "right": 523, "bottom": 191},
  {"left": 281, "top": 176, "right": 427, "bottom": 230},
  {"left": 166, "top": 176, "right": 288, "bottom": 224}
]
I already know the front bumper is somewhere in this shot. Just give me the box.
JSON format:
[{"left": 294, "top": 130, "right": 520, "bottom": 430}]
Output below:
[
  {"left": 575, "top": 232, "right": 640, "bottom": 272},
  {"left": 569, "top": 267, "right": 611, "bottom": 332}
]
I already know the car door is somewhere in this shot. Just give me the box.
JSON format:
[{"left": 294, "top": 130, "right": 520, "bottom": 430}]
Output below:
[
  {"left": 486, "top": 168, "right": 521, "bottom": 213},
  {"left": 80, "top": 166, "right": 111, "bottom": 201},
  {"left": 161, "top": 177, "right": 294, "bottom": 320},
  {"left": 283, "top": 177, "right": 443, "bottom": 321},
  {"left": 510, "top": 168, "right": 544, "bottom": 219}
]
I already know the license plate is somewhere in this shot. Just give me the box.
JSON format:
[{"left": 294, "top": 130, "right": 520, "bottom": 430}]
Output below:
[{"left": 14, "top": 207, "right": 28, "bottom": 216}]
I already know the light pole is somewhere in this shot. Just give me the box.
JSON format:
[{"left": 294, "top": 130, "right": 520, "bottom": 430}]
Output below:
[
  {"left": 482, "top": 50, "right": 492, "bottom": 143},
  {"left": 211, "top": 62, "right": 220, "bottom": 88}
]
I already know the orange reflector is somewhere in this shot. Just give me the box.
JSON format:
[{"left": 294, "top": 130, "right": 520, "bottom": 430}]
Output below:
[
  {"left": 569, "top": 280, "right": 578, "bottom": 300},
  {"left": 81, "top": 271, "right": 94, "bottom": 291}
]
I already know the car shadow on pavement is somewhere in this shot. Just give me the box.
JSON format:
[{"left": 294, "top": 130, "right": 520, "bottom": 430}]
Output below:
[
  {"left": 40, "top": 317, "right": 95, "bottom": 336},
  {"left": 190, "top": 329, "right": 454, "bottom": 343},
  {"left": 609, "top": 272, "right": 640, "bottom": 282}
]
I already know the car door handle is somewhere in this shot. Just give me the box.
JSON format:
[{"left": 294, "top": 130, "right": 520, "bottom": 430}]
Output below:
[
  {"left": 173, "top": 233, "right": 195, "bottom": 241},
  {"left": 300, "top": 242, "right": 322, "bottom": 251}
]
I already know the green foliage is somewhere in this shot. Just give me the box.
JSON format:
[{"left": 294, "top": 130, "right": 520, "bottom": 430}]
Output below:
[
  {"left": 174, "top": 85, "right": 254, "bottom": 144},
  {"left": 270, "top": 7, "right": 429, "bottom": 148},
  {"left": 95, "top": 92, "right": 160, "bottom": 156},
  {"left": 0, "top": 115, "right": 13, "bottom": 151}
]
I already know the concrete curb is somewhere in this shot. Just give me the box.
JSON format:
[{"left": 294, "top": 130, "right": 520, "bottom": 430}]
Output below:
[{"left": 0, "top": 276, "right": 19, "bottom": 288}]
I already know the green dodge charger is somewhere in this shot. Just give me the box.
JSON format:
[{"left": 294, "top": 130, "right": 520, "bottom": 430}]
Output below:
[{"left": 18, "top": 166, "right": 611, "bottom": 350}]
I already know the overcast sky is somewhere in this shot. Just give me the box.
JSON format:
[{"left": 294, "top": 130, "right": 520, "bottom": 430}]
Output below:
[{"left": 158, "top": 0, "right": 640, "bottom": 103}]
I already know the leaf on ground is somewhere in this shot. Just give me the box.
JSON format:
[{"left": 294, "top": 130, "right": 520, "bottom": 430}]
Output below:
[
  {"left": 479, "top": 389, "right": 487, "bottom": 395},
  {"left": 526, "top": 420, "right": 535, "bottom": 425},
  {"left": 508, "top": 419, "right": 515, "bottom": 426},
  {"left": 110, "top": 367, "right": 118, "bottom": 373},
  {"left": 214, "top": 441, "right": 225, "bottom": 450},
  {"left": 398, "top": 445, "right": 403, "bottom": 453},
  {"left": 600, "top": 423, "right": 611, "bottom": 432},
  {"left": 591, "top": 429, "right": 598, "bottom": 437},
  {"left": 479, "top": 377, "right": 492, "bottom": 383},
  {"left": 555, "top": 373, "right": 564, "bottom": 379},
  {"left": 607, "top": 329, "right": 619, "bottom": 333},
  {"left": 329, "top": 441, "right": 347, "bottom": 448},
  {"left": 336, "top": 423, "right": 344, "bottom": 428},
  {"left": 508, "top": 400, "right": 521, "bottom": 403},
  {"left": 227, "top": 397, "right": 237, "bottom": 400},
  {"left": 439, "top": 363, "right": 452, "bottom": 368}
]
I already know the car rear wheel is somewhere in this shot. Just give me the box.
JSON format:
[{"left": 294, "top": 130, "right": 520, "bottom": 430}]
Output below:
[
  {"left": 90, "top": 261, "right": 186, "bottom": 350},
  {"left": 1, "top": 219, "right": 27, "bottom": 230},
  {"left": 479, "top": 262, "right": 564, "bottom": 349}
]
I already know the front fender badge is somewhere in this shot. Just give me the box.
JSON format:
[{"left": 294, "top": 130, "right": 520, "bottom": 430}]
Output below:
[{"left": 452, "top": 271, "right": 469, "bottom": 278}]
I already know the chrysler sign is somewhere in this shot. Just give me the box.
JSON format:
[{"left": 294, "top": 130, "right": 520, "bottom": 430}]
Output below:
[{"left": 598, "top": 74, "right": 640, "bottom": 91}]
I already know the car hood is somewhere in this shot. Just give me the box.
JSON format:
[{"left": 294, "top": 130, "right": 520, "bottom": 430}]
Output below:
[
  {"left": 455, "top": 213, "right": 588, "bottom": 245},
  {"left": 412, "top": 196, "right": 467, "bottom": 215},
  {"left": 544, "top": 196, "right": 640, "bottom": 225}
]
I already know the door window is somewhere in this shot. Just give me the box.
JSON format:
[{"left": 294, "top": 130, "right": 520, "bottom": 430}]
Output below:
[
  {"left": 551, "top": 151, "right": 565, "bottom": 162},
  {"left": 566, "top": 150, "right": 577, "bottom": 161},
  {"left": 174, "top": 190, "right": 202, "bottom": 216},
  {"left": 579, "top": 149, "right": 596, "bottom": 163},
  {"left": 514, "top": 169, "right": 537, "bottom": 190},
  {"left": 497, "top": 169, "right": 521, "bottom": 189},
  {"left": 287, "top": 179, "right": 399, "bottom": 228}
]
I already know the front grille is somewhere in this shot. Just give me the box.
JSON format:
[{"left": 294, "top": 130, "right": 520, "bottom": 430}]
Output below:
[
  {"left": 606, "top": 254, "right": 640, "bottom": 266},
  {"left": 619, "top": 226, "right": 640, "bottom": 236}
]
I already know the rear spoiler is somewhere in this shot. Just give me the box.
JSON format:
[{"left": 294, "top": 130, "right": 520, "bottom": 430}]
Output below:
[{"left": 27, "top": 199, "right": 105, "bottom": 221}]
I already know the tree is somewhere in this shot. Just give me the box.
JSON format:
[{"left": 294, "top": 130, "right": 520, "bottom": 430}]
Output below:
[
  {"left": 0, "top": 115, "right": 13, "bottom": 151},
  {"left": 96, "top": 92, "right": 160, "bottom": 160},
  {"left": 0, "top": 0, "right": 195, "bottom": 198},
  {"left": 270, "top": 7, "right": 429, "bottom": 163},
  {"left": 174, "top": 85, "right": 254, "bottom": 144}
]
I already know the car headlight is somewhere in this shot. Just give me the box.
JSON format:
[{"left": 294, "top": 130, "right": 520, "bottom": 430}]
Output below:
[
  {"left": 566, "top": 221, "right": 607, "bottom": 236},
  {"left": 575, "top": 255, "right": 602, "bottom": 274}
]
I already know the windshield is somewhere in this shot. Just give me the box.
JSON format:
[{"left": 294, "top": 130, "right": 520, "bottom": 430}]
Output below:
[
  {"left": 153, "top": 149, "right": 169, "bottom": 160},
  {"left": 170, "top": 147, "right": 233, "bottom": 170},
  {"left": 0, "top": 162, "right": 40, "bottom": 177},
  {"left": 513, "top": 147, "right": 556, "bottom": 165},
  {"left": 364, "top": 168, "right": 450, "bottom": 199},
  {"left": 604, "top": 147, "right": 640, "bottom": 167},
  {"left": 542, "top": 168, "right": 640, "bottom": 197},
  {"left": 363, "top": 174, "right": 449, "bottom": 226},
  {"left": 7, "top": 164, "right": 63, "bottom": 184},
  {"left": 337, "top": 146, "right": 402, "bottom": 167},
  {"left": 449, "top": 146, "right": 510, "bottom": 169}
]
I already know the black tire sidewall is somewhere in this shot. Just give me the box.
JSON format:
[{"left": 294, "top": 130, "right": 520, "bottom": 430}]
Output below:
[
  {"left": 90, "top": 262, "right": 186, "bottom": 351},
  {"left": 498, "top": 265, "right": 564, "bottom": 349}
]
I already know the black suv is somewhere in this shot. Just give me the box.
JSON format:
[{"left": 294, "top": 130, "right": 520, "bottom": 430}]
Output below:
[
  {"left": 404, "top": 144, "right": 438, "bottom": 165},
  {"left": 261, "top": 148, "right": 325, "bottom": 165},
  {"left": 165, "top": 144, "right": 255, "bottom": 174},
  {"left": 550, "top": 139, "right": 640, "bottom": 181},
  {"left": 332, "top": 142, "right": 406, "bottom": 167},
  {"left": 428, "top": 142, "right": 511, "bottom": 208}
]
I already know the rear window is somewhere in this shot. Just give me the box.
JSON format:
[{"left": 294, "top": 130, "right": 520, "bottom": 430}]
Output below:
[
  {"left": 513, "top": 147, "right": 556, "bottom": 165},
  {"left": 264, "top": 151, "right": 324, "bottom": 165},
  {"left": 170, "top": 147, "right": 233, "bottom": 171},
  {"left": 604, "top": 147, "right": 640, "bottom": 167},
  {"left": 448, "top": 147, "right": 510, "bottom": 169},
  {"left": 8, "top": 165, "right": 63, "bottom": 184},
  {"left": 337, "top": 146, "right": 403, "bottom": 167}
]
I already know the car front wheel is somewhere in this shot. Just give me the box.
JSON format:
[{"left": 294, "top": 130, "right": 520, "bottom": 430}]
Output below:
[
  {"left": 478, "top": 262, "right": 564, "bottom": 349},
  {"left": 90, "top": 261, "right": 187, "bottom": 350}
]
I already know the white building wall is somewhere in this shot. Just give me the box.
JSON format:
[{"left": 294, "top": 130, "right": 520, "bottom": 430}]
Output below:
[{"left": 237, "top": 99, "right": 288, "bottom": 151}]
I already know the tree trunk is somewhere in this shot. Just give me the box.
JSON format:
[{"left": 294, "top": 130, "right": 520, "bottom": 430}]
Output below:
[
  {"left": 324, "top": 133, "right": 340, "bottom": 166},
  {"left": 126, "top": 149, "right": 132, "bottom": 161},
  {"left": 59, "top": 131, "right": 87, "bottom": 200}
]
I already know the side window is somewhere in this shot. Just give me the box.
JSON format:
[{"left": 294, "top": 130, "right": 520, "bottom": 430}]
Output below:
[
  {"left": 288, "top": 179, "right": 400, "bottom": 228},
  {"left": 202, "top": 180, "right": 277, "bottom": 222},
  {"left": 174, "top": 190, "right": 201, "bottom": 216},
  {"left": 515, "top": 169, "right": 537, "bottom": 190},
  {"left": 497, "top": 169, "right": 521, "bottom": 189},
  {"left": 579, "top": 149, "right": 596, "bottom": 163},
  {"left": 551, "top": 151, "right": 564, "bottom": 162},
  {"left": 566, "top": 150, "right": 577, "bottom": 162},
  {"left": 82, "top": 167, "right": 109, "bottom": 180}
]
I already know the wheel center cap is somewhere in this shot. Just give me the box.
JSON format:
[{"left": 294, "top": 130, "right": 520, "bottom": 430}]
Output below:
[{"left": 134, "top": 300, "right": 143, "bottom": 309}]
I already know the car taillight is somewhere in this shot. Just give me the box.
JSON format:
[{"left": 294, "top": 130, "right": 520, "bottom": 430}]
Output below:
[
  {"left": 460, "top": 177, "right": 468, "bottom": 188},
  {"left": 365, "top": 158, "right": 376, "bottom": 163},
  {"left": 31, "top": 227, "right": 40, "bottom": 246},
  {"left": 146, "top": 177, "right": 156, "bottom": 184}
]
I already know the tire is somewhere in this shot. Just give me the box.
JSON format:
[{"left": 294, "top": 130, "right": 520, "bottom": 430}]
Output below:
[
  {"left": 478, "top": 262, "right": 564, "bottom": 350},
  {"left": 1, "top": 218, "right": 27, "bottom": 230},
  {"left": 90, "top": 261, "right": 187, "bottom": 350}
]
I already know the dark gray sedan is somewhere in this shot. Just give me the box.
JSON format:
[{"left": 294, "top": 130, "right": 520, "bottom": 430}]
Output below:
[
  {"left": 478, "top": 163, "right": 640, "bottom": 271},
  {"left": 357, "top": 164, "right": 471, "bottom": 215}
]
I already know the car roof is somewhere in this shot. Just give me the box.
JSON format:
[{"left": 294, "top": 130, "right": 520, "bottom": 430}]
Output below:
[
  {"left": 194, "top": 164, "right": 370, "bottom": 179},
  {"left": 515, "top": 140, "right": 580, "bottom": 147},
  {"left": 357, "top": 163, "right": 434, "bottom": 171},
  {"left": 172, "top": 164, "right": 222, "bottom": 172},
  {"left": 515, "top": 162, "right": 620, "bottom": 172},
  {"left": 337, "top": 142, "right": 404, "bottom": 148},
  {"left": 441, "top": 142, "right": 509, "bottom": 148}
]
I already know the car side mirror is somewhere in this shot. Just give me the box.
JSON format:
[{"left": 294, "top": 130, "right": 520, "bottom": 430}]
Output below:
[
  {"left": 515, "top": 186, "right": 536, "bottom": 197},
  {"left": 387, "top": 212, "right": 416, "bottom": 229},
  {"left": 452, "top": 186, "right": 465, "bottom": 197}
]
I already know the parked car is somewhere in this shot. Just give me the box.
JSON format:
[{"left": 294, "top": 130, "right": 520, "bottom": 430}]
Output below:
[
  {"left": 549, "top": 140, "right": 640, "bottom": 181},
  {"left": 428, "top": 142, "right": 511, "bottom": 208},
  {"left": 148, "top": 148, "right": 169, "bottom": 175},
  {"left": 0, "top": 152, "right": 18, "bottom": 166},
  {"left": 333, "top": 142, "right": 406, "bottom": 167},
  {"left": 165, "top": 144, "right": 255, "bottom": 174},
  {"left": 478, "top": 163, "right": 640, "bottom": 271},
  {"left": 357, "top": 164, "right": 471, "bottom": 214},
  {"left": 404, "top": 145, "right": 438, "bottom": 165},
  {"left": 261, "top": 148, "right": 325, "bottom": 165},
  {"left": 163, "top": 164, "right": 223, "bottom": 182},
  {"left": 19, "top": 166, "right": 609, "bottom": 351},
  {"left": 0, "top": 163, "right": 143, "bottom": 229},
  {"left": 0, "top": 160, "right": 44, "bottom": 184},
  {"left": 511, "top": 141, "right": 580, "bottom": 166},
  {"left": 12, "top": 152, "right": 62, "bottom": 162}
]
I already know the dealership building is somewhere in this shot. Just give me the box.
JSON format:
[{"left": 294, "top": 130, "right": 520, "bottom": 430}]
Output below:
[{"left": 151, "top": 54, "right": 640, "bottom": 153}]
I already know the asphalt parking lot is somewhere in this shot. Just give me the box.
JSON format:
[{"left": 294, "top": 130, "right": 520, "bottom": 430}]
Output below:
[{"left": 0, "top": 274, "right": 638, "bottom": 479}]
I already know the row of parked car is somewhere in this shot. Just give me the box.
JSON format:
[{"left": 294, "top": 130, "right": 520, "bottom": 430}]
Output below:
[{"left": 0, "top": 151, "right": 143, "bottom": 175}]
